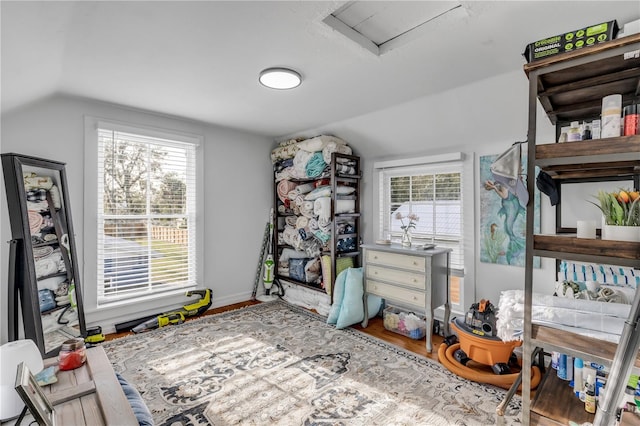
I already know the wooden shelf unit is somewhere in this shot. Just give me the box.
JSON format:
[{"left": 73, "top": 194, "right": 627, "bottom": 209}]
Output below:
[
  {"left": 273, "top": 152, "right": 361, "bottom": 302},
  {"left": 522, "top": 34, "right": 640, "bottom": 426}
]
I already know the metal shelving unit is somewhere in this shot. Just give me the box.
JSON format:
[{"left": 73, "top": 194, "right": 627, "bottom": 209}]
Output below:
[{"left": 522, "top": 34, "right": 640, "bottom": 425}]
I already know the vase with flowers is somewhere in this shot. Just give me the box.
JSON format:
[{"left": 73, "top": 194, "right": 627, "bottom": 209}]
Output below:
[
  {"left": 590, "top": 189, "right": 640, "bottom": 242},
  {"left": 395, "top": 212, "right": 419, "bottom": 247}
]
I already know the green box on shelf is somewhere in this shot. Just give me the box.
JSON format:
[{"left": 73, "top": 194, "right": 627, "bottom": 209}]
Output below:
[{"left": 523, "top": 20, "right": 618, "bottom": 62}]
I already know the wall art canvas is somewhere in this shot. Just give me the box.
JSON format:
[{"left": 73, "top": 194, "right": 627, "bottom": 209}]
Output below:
[{"left": 480, "top": 153, "right": 540, "bottom": 267}]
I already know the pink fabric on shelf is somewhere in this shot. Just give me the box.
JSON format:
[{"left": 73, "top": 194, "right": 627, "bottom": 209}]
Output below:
[{"left": 277, "top": 180, "right": 297, "bottom": 203}]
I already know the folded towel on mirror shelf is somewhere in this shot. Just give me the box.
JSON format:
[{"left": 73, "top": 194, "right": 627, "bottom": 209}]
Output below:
[{"left": 23, "top": 173, "right": 54, "bottom": 190}]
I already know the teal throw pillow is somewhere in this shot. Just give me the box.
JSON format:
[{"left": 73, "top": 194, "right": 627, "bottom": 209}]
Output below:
[
  {"left": 336, "top": 267, "right": 365, "bottom": 329},
  {"left": 367, "top": 294, "right": 383, "bottom": 319},
  {"left": 326, "top": 268, "right": 348, "bottom": 325}
]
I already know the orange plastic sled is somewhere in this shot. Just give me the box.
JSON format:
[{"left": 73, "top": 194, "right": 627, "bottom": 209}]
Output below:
[{"left": 438, "top": 342, "right": 542, "bottom": 391}]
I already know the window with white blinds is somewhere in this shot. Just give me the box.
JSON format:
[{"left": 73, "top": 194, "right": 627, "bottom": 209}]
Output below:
[
  {"left": 96, "top": 127, "right": 197, "bottom": 305},
  {"left": 378, "top": 161, "right": 464, "bottom": 275}
]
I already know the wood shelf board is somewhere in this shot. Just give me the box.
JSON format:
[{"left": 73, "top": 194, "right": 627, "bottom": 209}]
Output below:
[
  {"left": 532, "top": 324, "right": 640, "bottom": 369},
  {"left": 533, "top": 234, "right": 640, "bottom": 262},
  {"left": 530, "top": 370, "right": 594, "bottom": 425},
  {"left": 535, "top": 137, "right": 640, "bottom": 177},
  {"left": 524, "top": 34, "right": 640, "bottom": 75},
  {"left": 524, "top": 34, "right": 640, "bottom": 125},
  {"left": 276, "top": 276, "right": 326, "bottom": 293}
]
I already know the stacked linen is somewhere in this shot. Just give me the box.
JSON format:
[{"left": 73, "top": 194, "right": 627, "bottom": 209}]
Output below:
[
  {"left": 272, "top": 135, "right": 355, "bottom": 182},
  {"left": 497, "top": 289, "right": 631, "bottom": 344},
  {"left": 271, "top": 135, "right": 358, "bottom": 292},
  {"left": 559, "top": 260, "right": 639, "bottom": 288}
]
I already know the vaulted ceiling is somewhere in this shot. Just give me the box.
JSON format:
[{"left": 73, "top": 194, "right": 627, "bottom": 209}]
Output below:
[{"left": 2, "top": 1, "right": 638, "bottom": 138}]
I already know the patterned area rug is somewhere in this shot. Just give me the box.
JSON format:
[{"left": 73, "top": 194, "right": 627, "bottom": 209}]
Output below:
[{"left": 104, "top": 301, "right": 521, "bottom": 425}]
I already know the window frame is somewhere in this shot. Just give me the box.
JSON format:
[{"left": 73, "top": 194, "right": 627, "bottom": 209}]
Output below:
[
  {"left": 373, "top": 152, "right": 475, "bottom": 314},
  {"left": 83, "top": 116, "right": 204, "bottom": 318}
]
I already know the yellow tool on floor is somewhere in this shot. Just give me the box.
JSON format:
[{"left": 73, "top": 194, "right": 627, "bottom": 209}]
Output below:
[
  {"left": 85, "top": 326, "right": 106, "bottom": 344},
  {"left": 131, "top": 288, "right": 212, "bottom": 333}
]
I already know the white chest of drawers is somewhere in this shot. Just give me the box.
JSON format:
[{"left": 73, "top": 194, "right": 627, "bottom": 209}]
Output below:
[{"left": 361, "top": 243, "right": 451, "bottom": 353}]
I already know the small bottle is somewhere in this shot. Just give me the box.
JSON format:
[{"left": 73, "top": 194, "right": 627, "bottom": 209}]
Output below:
[
  {"left": 623, "top": 104, "right": 639, "bottom": 136},
  {"left": 592, "top": 119, "right": 601, "bottom": 139},
  {"left": 574, "top": 357, "right": 584, "bottom": 400},
  {"left": 567, "top": 121, "right": 582, "bottom": 142},
  {"left": 581, "top": 122, "right": 592, "bottom": 140},
  {"left": 585, "top": 374, "right": 597, "bottom": 414}
]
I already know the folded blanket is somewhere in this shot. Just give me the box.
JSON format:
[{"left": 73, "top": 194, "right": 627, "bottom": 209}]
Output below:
[
  {"left": 314, "top": 197, "right": 332, "bottom": 221},
  {"left": 313, "top": 230, "right": 331, "bottom": 244},
  {"left": 23, "top": 173, "right": 54, "bottom": 190},
  {"left": 295, "top": 216, "right": 309, "bottom": 230},
  {"left": 335, "top": 199, "right": 356, "bottom": 214},
  {"left": 496, "top": 289, "right": 631, "bottom": 343},
  {"left": 335, "top": 164, "right": 356, "bottom": 175},
  {"left": 271, "top": 139, "right": 300, "bottom": 163},
  {"left": 305, "top": 152, "right": 327, "bottom": 178},
  {"left": 559, "top": 260, "right": 639, "bottom": 288},
  {"left": 49, "top": 186, "right": 62, "bottom": 209},
  {"left": 293, "top": 150, "right": 314, "bottom": 178},
  {"left": 299, "top": 201, "right": 315, "bottom": 218},
  {"left": 285, "top": 216, "right": 297, "bottom": 227},
  {"left": 299, "top": 135, "right": 347, "bottom": 153},
  {"left": 274, "top": 158, "right": 294, "bottom": 172},
  {"left": 277, "top": 180, "right": 297, "bottom": 203},
  {"left": 275, "top": 167, "right": 296, "bottom": 182},
  {"left": 322, "top": 140, "right": 352, "bottom": 164},
  {"left": 317, "top": 217, "right": 332, "bottom": 232},
  {"left": 279, "top": 248, "right": 309, "bottom": 262}
]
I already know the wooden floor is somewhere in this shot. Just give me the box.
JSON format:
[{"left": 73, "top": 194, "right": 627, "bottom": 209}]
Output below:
[{"left": 105, "top": 299, "right": 443, "bottom": 363}]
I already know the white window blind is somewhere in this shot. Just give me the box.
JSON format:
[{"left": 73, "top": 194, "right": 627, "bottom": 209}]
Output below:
[
  {"left": 379, "top": 162, "right": 464, "bottom": 275},
  {"left": 97, "top": 127, "right": 197, "bottom": 305}
]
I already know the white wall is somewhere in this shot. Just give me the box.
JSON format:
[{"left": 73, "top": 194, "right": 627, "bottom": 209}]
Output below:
[
  {"left": 0, "top": 69, "right": 598, "bottom": 342},
  {"left": 287, "top": 69, "right": 560, "bottom": 308},
  {"left": 0, "top": 95, "right": 273, "bottom": 340}
]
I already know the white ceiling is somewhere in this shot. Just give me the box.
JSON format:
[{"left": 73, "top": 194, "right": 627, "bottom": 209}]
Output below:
[{"left": 2, "top": 1, "right": 639, "bottom": 139}]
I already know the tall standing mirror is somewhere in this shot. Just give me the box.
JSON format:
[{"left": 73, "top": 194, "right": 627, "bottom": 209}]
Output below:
[{"left": 2, "top": 153, "right": 86, "bottom": 357}]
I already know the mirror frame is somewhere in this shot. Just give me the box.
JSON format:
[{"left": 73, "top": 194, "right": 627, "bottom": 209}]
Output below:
[{"left": 2, "top": 153, "right": 86, "bottom": 357}]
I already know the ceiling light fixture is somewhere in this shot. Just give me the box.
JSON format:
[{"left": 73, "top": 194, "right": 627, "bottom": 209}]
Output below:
[{"left": 259, "top": 67, "right": 302, "bottom": 90}]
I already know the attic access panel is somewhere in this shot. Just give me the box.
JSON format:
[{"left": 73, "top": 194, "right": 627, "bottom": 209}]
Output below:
[{"left": 323, "top": 0, "right": 464, "bottom": 56}]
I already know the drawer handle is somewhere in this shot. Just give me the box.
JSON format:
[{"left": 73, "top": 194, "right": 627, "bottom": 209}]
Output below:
[
  {"left": 413, "top": 278, "right": 417, "bottom": 283},
  {"left": 374, "top": 271, "right": 378, "bottom": 275},
  {"left": 374, "top": 255, "right": 378, "bottom": 259},
  {"left": 413, "top": 261, "right": 418, "bottom": 265},
  {"left": 413, "top": 296, "right": 418, "bottom": 300}
]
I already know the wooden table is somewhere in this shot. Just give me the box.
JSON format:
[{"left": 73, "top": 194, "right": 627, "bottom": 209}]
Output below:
[{"left": 40, "top": 346, "right": 138, "bottom": 425}]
